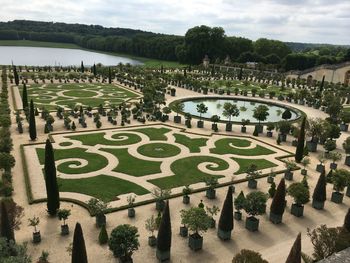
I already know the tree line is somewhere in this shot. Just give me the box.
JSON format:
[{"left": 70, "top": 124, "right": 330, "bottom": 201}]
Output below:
[{"left": 0, "top": 20, "right": 349, "bottom": 70}]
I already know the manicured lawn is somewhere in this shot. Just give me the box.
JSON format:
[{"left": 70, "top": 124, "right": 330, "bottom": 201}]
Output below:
[
  {"left": 101, "top": 148, "right": 161, "bottom": 176},
  {"left": 57, "top": 175, "right": 149, "bottom": 202},
  {"left": 173, "top": 133, "right": 208, "bottom": 153},
  {"left": 149, "top": 156, "right": 228, "bottom": 189},
  {"left": 210, "top": 138, "right": 275, "bottom": 156},
  {"left": 18, "top": 83, "right": 138, "bottom": 110},
  {"left": 137, "top": 143, "right": 181, "bottom": 158},
  {"left": 36, "top": 147, "right": 108, "bottom": 174},
  {"left": 67, "top": 132, "right": 142, "bottom": 146},
  {"left": 133, "top": 127, "right": 171, "bottom": 141},
  {"left": 232, "top": 157, "right": 278, "bottom": 174}
]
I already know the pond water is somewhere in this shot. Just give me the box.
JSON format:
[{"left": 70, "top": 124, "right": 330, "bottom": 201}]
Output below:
[
  {"left": 0, "top": 46, "right": 142, "bottom": 66},
  {"left": 182, "top": 98, "right": 300, "bottom": 123}
]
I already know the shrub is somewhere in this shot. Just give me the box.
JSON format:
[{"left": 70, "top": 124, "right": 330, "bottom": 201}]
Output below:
[
  {"left": 232, "top": 249, "right": 268, "bottom": 263},
  {"left": 287, "top": 182, "right": 309, "bottom": 205},
  {"left": 98, "top": 224, "right": 108, "bottom": 245}
]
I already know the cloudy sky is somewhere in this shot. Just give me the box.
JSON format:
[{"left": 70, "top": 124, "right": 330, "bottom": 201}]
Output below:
[{"left": 0, "top": 0, "right": 349, "bottom": 45}]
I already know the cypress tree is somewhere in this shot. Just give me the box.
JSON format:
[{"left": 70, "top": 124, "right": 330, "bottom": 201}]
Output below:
[
  {"left": 344, "top": 208, "right": 350, "bottom": 232},
  {"left": 44, "top": 139, "right": 60, "bottom": 216},
  {"left": 295, "top": 117, "right": 306, "bottom": 163},
  {"left": 285, "top": 233, "right": 301, "bottom": 263},
  {"left": 218, "top": 186, "right": 233, "bottom": 236},
  {"left": 72, "top": 222, "right": 88, "bottom": 263},
  {"left": 22, "top": 83, "right": 28, "bottom": 110},
  {"left": 156, "top": 201, "right": 171, "bottom": 260},
  {"left": 270, "top": 178, "right": 286, "bottom": 216},
  {"left": 312, "top": 173, "right": 327, "bottom": 203},
  {"left": 238, "top": 67, "right": 243, "bottom": 80},
  {"left": 93, "top": 63, "right": 97, "bottom": 76},
  {"left": 13, "top": 66, "right": 19, "bottom": 86},
  {"left": 98, "top": 224, "right": 108, "bottom": 245},
  {"left": 29, "top": 99, "right": 37, "bottom": 141},
  {"left": 81, "top": 61, "right": 84, "bottom": 73},
  {"left": 319, "top": 75, "right": 325, "bottom": 93},
  {"left": 108, "top": 67, "right": 112, "bottom": 84},
  {"left": 0, "top": 201, "right": 15, "bottom": 242}
]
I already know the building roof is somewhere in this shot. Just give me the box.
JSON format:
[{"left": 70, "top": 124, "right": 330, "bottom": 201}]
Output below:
[{"left": 316, "top": 247, "right": 350, "bottom": 263}]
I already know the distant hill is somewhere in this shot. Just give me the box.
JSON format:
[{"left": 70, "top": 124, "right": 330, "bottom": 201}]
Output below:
[{"left": 285, "top": 41, "right": 350, "bottom": 52}]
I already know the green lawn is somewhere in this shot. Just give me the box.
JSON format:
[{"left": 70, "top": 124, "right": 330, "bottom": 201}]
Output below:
[
  {"left": 210, "top": 138, "right": 275, "bottom": 156},
  {"left": 57, "top": 175, "right": 149, "bottom": 202},
  {"left": 132, "top": 127, "right": 171, "bottom": 141},
  {"left": 149, "top": 156, "right": 228, "bottom": 189},
  {"left": 173, "top": 133, "right": 208, "bottom": 153},
  {"left": 137, "top": 143, "right": 181, "bottom": 158},
  {"left": 67, "top": 132, "right": 142, "bottom": 146},
  {"left": 36, "top": 148, "right": 108, "bottom": 174},
  {"left": 232, "top": 157, "right": 278, "bottom": 174},
  {"left": 101, "top": 148, "right": 161, "bottom": 176}
]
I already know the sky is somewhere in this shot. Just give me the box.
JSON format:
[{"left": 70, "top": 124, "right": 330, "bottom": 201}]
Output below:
[{"left": 0, "top": 0, "right": 349, "bottom": 45}]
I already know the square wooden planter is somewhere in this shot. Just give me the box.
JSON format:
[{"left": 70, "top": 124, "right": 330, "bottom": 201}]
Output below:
[
  {"left": 156, "top": 248, "right": 170, "bottom": 262},
  {"left": 188, "top": 234, "right": 203, "bottom": 251},
  {"left": 312, "top": 200, "right": 324, "bottom": 210},
  {"left": 206, "top": 188, "right": 216, "bottom": 199},
  {"left": 197, "top": 120, "right": 204, "bottom": 128},
  {"left": 248, "top": 179, "right": 257, "bottom": 189},
  {"left": 245, "top": 216, "right": 259, "bottom": 232},
  {"left": 234, "top": 211, "right": 242, "bottom": 221},
  {"left": 291, "top": 204, "right": 304, "bottom": 217},
  {"left": 269, "top": 212, "right": 283, "bottom": 224},
  {"left": 217, "top": 228, "right": 232, "bottom": 240},
  {"left": 331, "top": 192, "right": 344, "bottom": 204},
  {"left": 284, "top": 171, "right": 293, "bottom": 181}
]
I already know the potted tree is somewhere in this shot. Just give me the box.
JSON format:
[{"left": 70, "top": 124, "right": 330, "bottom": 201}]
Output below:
[
  {"left": 287, "top": 182, "right": 309, "bottom": 217},
  {"left": 244, "top": 191, "right": 268, "bottom": 232},
  {"left": 284, "top": 160, "right": 297, "bottom": 181},
  {"left": 339, "top": 111, "right": 350, "bottom": 132},
  {"left": 57, "top": 209, "right": 71, "bottom": 235},
  {"left": 28, "top": 216, "right": 41, "bottom": 243},
  {"left": 145, "top": 215, "right": 157, "bottom": 247},
  {"left": 253, "top": 105, "right": 269, "bottom": 133},
  {"left": 343, "top": 137, "right": 350, "bottom": 166},
  {"left": 180, "top": 207, "right": 211, "bottom": 251},
  {"left": 204, "top": 176, "right": 218, "bottom": 199},
  {"left": 87, "top": 198, "right": 108, "bottom": 228},
  {"left": 210, "top": 115, "right": 220, "bottom": 132},
  {"left": 246, "top": 164, "right": 261, "bottom": 189},
  {"left": 267, "top": 169, "right": 276, "bottom": 183},
  {"left": 234, "top": 191, "right": 246, "bottom": 221},
  {"left": 217, "top": 187, "right": 234, "bottom": 240},
  {"left": 222, "top": 102, "right": 239, "bottom": 132},
  {"left": 185, "top": 113, "right": 192, "bottom": 128},
  {"left": 306, "top": 118, "right": 323, "bottom": 152},
  {"left": 172, "top": 101, "right": 184, "bottom": 124},
  {"left": 328, "top": 151, "right": 342, "bottom": 170},
  {"left": 241, "top": 119, "right": 250, "bottom": 133},
  {"left": 152, "top": 188, "right": 171, "bottom": 212},
  {"left": 196, "top": 103, "right": 208, "bottom": 128},
  {"left": 300, "top": 157, "right": 310, "bottom": 176},
  {"left": 108, "top": 224, "right": 139, "bottom": 263},
  {"left": 277, "top": 120, "right": 291, "bottom": 142},
  {"left": 331, "top": 169, "right": 349, "bottom": 204},
  {"left": 269, "top": 179, "right": 286, "bottom": 224},
  {"left": 266, "top": 123, "right": 275, "bottom": 137},
  {"left": 182, "top": 185, "right": 192, "bottom": 204},
  {"left": 316, "top": 154, "right": 326, "bottom": 173},
  {"left": 206, "top": 205, "right": 220, "bottom": 228},
  {"left": 127, "top": 194, "right": 136, "bottom": 218}
]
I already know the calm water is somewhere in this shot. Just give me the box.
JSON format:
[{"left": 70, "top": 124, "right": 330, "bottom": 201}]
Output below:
[
  {"left": 0, "top": 46, "right": 142, "bottom": 66},
  {"left": 182, "top": 98, "right": 299, "bottom": 123}
]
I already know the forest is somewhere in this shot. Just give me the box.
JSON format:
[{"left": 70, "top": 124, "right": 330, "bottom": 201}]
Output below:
[{"left": 0, "top": 20, "right": 349, "bottom": 71}]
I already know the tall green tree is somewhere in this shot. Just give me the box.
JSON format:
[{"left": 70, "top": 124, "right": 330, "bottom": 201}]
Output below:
[
  {"left": 295, "top": 117, "right": 306, "bottom": 163},
  {"left": 80, "top": 61, "right": 84, "bottom": 73},
  {"left": 44, "top": 139, "right": 60, "bottom": 216},
  {"left": 13, "top": 66, "right": 19, "bottom": 86},
  {"left": 72, "top": 222, "right": 88, "bottom": 263},
  {"left": 108, "top": 67, "right": 112, "bottom": 84},
  {"left": 156, "top": 201, "right": 171, "bottom": 260},
  {"left": 22, "top": 83, "right": 28, "bottom": 110},
  {"left": 285, "top": 233, "right": 301, "bottom": 263},
  {"left": 29, "top": 99, "right": 37, "bottom": 141},
  {"left": 92, "top": 63, "right": 97, "bottom": 76},
  {"left": 270, "top": 178, "right": 286, "bottom": 219},
  {"left": 218, "top": 186, "right": 233, "bottom": 238},
  {"left": 312, "top": 173, "right": 327, "bottom": 205},
  {"left": 0, "top": 201, "right": 15, "bottom": 242}
]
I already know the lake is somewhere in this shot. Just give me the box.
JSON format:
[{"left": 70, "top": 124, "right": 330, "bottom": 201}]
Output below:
[{"left": 0, "top": 46, "right": 142, "bottom": 66}]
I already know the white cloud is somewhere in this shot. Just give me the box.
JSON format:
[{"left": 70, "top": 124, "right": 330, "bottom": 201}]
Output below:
[{"left": 0, "top": 0, "right": 349, "bottom": 45}]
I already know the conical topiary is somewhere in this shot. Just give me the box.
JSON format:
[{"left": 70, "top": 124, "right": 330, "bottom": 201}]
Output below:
[
  {"left": 0, "top": 201, "right": 15, "bottom": 242},
  {"left": 270, "top": 178, "right": 286, "bottom": 222},
  {"left": 44, "top": 139, "right": 60, "bottom": 216},
  {"left": 98, "top": 224, "right": 108, "bottom": 245},
  {"left": 156, "top": 201, "right": 171, "bottom": 260},
  {"left": 218, "top": 187, "right": 233, "bottom": 236},
  {"left": 285, "top": 233, "right": 301, "bottom": 263},
  {"left": 29, "top": 99, "right": 37, "bottom": 141},
  {"left": 312, "top": 173, "right": 327, "bottom": 203},
  {"left": 72, "top": 222, "right": 88, "bottom": 263},
  {"left": 22, "top": 83, "right": 28, "bottom": 110},
  {"left": 295, "top": 117, "right": 306, "bottom": 163},
  {"left": 344, "top": 208, "right": 350, "bottom": 232}
]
